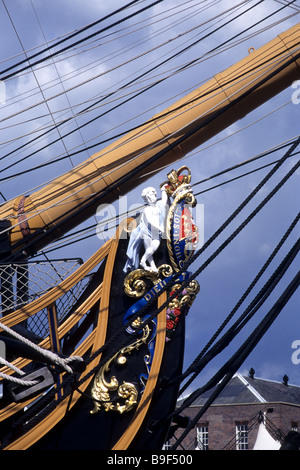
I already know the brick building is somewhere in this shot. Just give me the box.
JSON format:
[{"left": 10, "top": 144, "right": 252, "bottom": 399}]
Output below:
[{"left": 170, "top": 370, "right": 300, "bottom": 450}]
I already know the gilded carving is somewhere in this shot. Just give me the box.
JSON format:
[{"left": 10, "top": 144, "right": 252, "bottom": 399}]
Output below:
[
  {"left": 124, "top": 269, "right": 160, "bottom": 298},
  {"left": 166, "top": 279, "right": 200, "bottom": 341},
  {"left": 90, "top": 324, "right": 150, "bottom": 415},
  {"left": 124, "top": 264, "right": 173, "bottom": 298}
]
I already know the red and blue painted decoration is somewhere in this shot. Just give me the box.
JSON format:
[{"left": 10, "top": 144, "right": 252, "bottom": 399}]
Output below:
[{"left": 171, "top": 200, "right": 198, "bottom": 269}]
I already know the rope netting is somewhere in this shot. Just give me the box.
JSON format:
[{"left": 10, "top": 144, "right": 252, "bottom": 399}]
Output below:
[{"left": 0, "top": 258, "right": 90, "bottom": 338}]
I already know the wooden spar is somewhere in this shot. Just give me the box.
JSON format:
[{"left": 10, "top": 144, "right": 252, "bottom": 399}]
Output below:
[{"left": 1, "top": 22, "right": 300, "bottom": 255}]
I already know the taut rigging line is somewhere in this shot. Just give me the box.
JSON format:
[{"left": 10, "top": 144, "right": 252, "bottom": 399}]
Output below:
[
  {"left": 0, "top": 0, "right": 161, "bottom": 81},
  {"left": 178, "top": 211, "right": 300, "bottom": 396},
  {"left": 0, "top": 0, "right": 235, "bottom": 121},
  {"left": 3, "top": 36, "right": 299, "bottom": 262},
  {"left": 0, "top": 0, "right": 267, "bottom": 172},
  {"left": 36, "top": 145, "right": 299, "bottom": 255},
  {"left": 170, "top": 268, "right": 300, "bottom": 450}
]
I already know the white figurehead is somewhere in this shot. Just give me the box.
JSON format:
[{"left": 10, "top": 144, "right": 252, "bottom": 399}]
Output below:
[{"left": 124, "top": 185, "right": 168, "bottom": 273}]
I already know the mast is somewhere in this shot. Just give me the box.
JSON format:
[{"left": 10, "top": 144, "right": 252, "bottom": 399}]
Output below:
[{"left": 1, "top": 22, "right": 300, "bottom": 258}]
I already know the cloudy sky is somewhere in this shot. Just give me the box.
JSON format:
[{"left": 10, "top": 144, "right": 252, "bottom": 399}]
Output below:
[{"left": 0, "top": 0, "right": 299, "bottom": 397}]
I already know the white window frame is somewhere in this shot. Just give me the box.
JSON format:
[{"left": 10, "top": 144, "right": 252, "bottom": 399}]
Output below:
[
  {"left": 196, "top": 425, "right": 209, "bottom": 450},
  {"left": 236, "top": 423, "right": 248, "bottom": 450},
  {"left": 162, "top": 440, "right": 171, "bottom": 450}
]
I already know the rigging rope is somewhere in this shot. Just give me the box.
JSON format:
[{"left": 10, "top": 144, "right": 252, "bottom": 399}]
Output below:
[
  {"left": 178, "top": 211, "right": 300, "bottom": 395},
  {"left": 2, "top": 29, "right": 298, "bottom": 219},
  {"left": 37, "top": 146, "right": 299, "bottom": 256},
  {"left": 5, "top": 0, "right": 295, "bottom": 186},
  {"left": 0, "top": 0, "right": 265, "bottom": 173},
  {"left": 1, "top": 8, "right": 295, "bottom": 142},
  {"left": 0, "top": 0, "right": 159, "bottom": 81},
  {"left": 2, "top": 37, "right": 299, "bottom": 263},
  {"left": 170, "top": 268, "right": 300, "bottom": 449},
  {"left": 0, "top": 319, "right": 84, "bottom": 375},
  {"left": 0, "top": 0, "right": 223, "bottom": 123}
]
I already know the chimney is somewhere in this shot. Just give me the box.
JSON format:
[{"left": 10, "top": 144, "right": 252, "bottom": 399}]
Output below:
[
  {"left": 282, "top": 375, "right": 289, "bottom": 386},
  {"left": 248, "top": 368, "right": 255, "bottom": 379}
]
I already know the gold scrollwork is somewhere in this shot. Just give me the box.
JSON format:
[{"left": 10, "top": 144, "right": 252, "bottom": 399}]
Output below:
[
  {"left": 157, "top": 263, "right": 173, "bottom": 278},
  {"left": 168, "top": 280, "right": 200, "bottom": 307},
  {"left": 180, "top": 280, "right": 200, "bottom": 308},
  {"left": 124, "top": 269, "right": 160, "bottom": 298},
  {"left": 124, "top": 264, "right": 173, "bottom": 298},
  {"left": 90, "top": 323, "right": 150, "bottom": 415}
]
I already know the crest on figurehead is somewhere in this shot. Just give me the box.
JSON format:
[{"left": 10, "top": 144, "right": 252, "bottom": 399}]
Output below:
[{"left": 163, "top": 166, "right": 199, "bottom": 272}]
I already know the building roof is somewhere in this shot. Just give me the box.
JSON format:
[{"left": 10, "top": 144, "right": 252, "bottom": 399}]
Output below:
[{"left": 184, "top": 372, "right": 300, "bottom": 407}]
